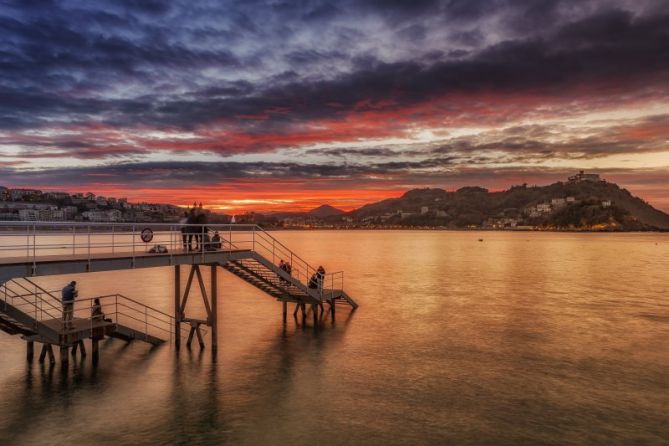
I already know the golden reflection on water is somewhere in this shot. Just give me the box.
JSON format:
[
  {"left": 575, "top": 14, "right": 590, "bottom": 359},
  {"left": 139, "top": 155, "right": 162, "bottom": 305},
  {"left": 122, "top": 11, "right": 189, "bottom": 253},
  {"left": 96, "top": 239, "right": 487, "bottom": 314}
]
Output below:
[{"left": 0, "top": 231, "right": 668, "bottom": 445}]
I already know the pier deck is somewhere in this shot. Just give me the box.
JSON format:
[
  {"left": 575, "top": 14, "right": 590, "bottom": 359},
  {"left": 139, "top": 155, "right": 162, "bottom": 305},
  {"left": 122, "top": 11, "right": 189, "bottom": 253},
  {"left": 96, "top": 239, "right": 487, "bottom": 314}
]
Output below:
[{"left": 0, "top": 222, "right": 358, "bottom": 363}]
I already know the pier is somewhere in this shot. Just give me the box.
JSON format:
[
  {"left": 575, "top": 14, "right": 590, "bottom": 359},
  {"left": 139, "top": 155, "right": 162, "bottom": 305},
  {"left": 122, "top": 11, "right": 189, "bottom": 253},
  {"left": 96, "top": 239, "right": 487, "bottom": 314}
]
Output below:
[{"left": 0, "top": 222, "right": 358, "bottom": 364}]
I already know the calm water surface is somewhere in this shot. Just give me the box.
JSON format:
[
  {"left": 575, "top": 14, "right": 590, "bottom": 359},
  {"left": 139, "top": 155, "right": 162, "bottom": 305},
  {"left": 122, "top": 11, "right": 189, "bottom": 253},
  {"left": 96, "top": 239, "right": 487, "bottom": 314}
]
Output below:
[{"left": 0, "top": 231, "right": 667, "bottom": 445}]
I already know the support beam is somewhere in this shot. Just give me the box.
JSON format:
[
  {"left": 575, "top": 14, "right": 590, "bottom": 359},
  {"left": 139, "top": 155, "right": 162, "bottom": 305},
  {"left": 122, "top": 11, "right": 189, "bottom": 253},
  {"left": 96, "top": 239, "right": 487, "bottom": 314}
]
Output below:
[
  {"left": 177, "top": 264, "right": 217, "bottom": 350},
  {"left": 312, "top": 304, "right": 318, "bottom": 327},
  {"left": 92, "top": 339, "right": 99, "bottom": 365},
  {"left": 72, "top": 340, "right": 86, "bottom": 357},
  {"left": 60, "top": 345, "right": 68, "bottom": 365},
  {"left": 174, "top": 264, "right": 181, "bottom": 350},
  {"left": 210, "top": 264, "right": 218, "bottom": 351},
  {"left": 195, "top": 326, "right": 205, "bottom": 349},
  {"left": 27, "top": 341, "right": 34, "bottom": 362},
  {"left": 38, "top": 344, "right": 47, "bottom": 363},
  {"left": 47, "top": 345, "right": 55, "bottom": 364},
  {"left": 330, "top": 299, "right": 335, "bottom": 322},
  {"left": 282, "top": 301, "right": 287, "bottom": 323}
]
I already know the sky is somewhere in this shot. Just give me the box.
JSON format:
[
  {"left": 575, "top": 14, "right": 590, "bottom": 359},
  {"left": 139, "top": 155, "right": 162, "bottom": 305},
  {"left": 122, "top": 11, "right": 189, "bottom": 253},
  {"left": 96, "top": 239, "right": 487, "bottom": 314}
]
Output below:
[{"left": 1, "top": 0, "right": 668, "bottom": 213}]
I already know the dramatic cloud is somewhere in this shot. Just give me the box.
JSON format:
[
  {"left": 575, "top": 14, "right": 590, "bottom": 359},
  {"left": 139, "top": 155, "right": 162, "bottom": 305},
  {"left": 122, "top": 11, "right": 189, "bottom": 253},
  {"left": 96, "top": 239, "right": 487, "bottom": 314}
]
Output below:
[{"left": 0, "top": 0, "right": 668, "bottom": 211}]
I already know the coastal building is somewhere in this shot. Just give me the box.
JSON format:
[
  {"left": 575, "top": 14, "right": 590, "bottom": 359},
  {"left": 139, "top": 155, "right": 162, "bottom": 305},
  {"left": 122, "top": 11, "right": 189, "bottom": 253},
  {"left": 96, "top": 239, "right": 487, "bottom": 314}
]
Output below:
[
  {"left": 551, "top": 198, "right": 567, "bottom": 208},
  {"left": 0, "top": 186, "right": 9, "bottom": 201},
  {"left": 18, "top": 209, "right": 65, "bottom": 221},
  {"left": 44, "top": 191, "right": 70, "bottom": 200},
  {"left": 568, "top": 170, "right": 602, "bottom": 183},
  {"left": 82, "top": 209, "right": 122, "bottom": 222},
  {"left": 10, "top": 189, "right": 42, "bottom": 201},
  {"left": 566, "top": 196, "right": 576, "bottom": 203},
  {"left": 420, "top": 206, "right": 429, "bottom": 215},
  {"left": 537, "top": 203, "right": 552, "bottom": 213},
  {"left": 602, "top": 200, "right": 612, "bottom": 208}
]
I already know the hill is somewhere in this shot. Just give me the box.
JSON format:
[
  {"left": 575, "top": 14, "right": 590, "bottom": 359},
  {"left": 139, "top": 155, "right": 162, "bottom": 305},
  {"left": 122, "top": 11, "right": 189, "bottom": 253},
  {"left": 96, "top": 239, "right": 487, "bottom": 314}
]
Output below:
[
  {"left": 308, "top": 204, "right": 345, "bottom": 218},
  {"left": 349, "top": 179, "right": 669, "bottom": 230}
]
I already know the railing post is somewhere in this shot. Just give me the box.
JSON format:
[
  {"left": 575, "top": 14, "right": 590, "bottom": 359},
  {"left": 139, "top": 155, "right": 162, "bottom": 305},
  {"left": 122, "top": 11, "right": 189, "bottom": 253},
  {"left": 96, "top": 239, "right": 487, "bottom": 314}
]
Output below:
[
  {"left": 32, "top": 223, "right": 36, "bottom": 274},
  {"left": 132, "top": 225, "right": 136, "bottom": 266},
  {"left": 145, "top": 306, "right": 148, "bottom": 340},
  {"left": 87, "top": 224, "right": 91, "bottom": 261},
  {"left": 111, "top": 224, "right": 115, "bottom": 254},
  {"left": 72, "top": 224, "right": 76, "bottom": 256}
]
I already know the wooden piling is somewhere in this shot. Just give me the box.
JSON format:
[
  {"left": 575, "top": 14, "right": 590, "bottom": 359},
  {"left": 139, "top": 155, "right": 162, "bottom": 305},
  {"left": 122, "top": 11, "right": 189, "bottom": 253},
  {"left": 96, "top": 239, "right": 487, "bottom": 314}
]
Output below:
[{"left": 27, "top": 341, "right": 34, "bottom": 362}]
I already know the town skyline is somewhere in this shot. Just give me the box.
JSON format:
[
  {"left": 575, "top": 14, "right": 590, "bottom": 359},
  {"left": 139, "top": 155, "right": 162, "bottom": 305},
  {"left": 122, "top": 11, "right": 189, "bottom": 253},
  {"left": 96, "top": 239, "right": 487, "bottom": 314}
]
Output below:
[{"left": 1, "top": 1, "right": 668, "bottom": 213}]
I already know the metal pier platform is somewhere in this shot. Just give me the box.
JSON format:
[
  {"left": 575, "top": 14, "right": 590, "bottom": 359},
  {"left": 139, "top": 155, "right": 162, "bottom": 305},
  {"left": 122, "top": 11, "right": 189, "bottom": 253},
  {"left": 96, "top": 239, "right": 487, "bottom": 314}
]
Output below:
[{"left": 0, "top": 222, "right": 358, "bottom": 364}]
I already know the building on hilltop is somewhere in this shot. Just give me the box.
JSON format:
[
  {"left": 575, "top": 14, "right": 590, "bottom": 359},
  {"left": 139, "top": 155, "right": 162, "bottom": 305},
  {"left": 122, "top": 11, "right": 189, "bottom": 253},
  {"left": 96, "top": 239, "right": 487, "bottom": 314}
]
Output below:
[{"left": 568, "top": 170, "right": 602, "bottom": 183}]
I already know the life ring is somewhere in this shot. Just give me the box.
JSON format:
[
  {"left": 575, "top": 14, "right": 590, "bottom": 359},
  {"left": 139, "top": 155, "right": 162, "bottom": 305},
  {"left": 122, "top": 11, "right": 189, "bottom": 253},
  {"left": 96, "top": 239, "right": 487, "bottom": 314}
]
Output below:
[{"left": 140, "top": 227, "right": 154, "bottom": 243}]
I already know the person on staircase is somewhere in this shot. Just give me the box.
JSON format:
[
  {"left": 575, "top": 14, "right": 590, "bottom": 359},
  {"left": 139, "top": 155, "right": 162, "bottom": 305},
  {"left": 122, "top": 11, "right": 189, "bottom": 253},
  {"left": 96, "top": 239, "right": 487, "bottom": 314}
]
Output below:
[
  {"left": 317, "top": 266, "right": 326, "bottom": 295},
  {"left": 211, "top": 231, "right": 222, "bottom": 250},
  {"left": 61, "top": 281, "right": 78, "bottom": 330},
  {"left": 91, "top": 298, "right": 112, "bottom": 323}
]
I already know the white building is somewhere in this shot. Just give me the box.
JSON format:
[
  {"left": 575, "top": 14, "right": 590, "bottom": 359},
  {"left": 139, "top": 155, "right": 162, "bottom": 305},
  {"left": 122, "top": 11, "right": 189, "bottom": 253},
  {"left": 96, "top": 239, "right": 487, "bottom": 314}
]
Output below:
[
  {"left": 568, "top": 170, "right": 602, "bottom": 183},
  {"left": 551, "top": 198, "right": 566, "bottom": 208},
  {"left": 83, "top": 209, "right": 122, "bottom": 222},
  {"left": 420, "top": 206, "right": 429, "bottom": 215},
  {"left": 18, "top": 209, "right": 65, "bottom": 221}
]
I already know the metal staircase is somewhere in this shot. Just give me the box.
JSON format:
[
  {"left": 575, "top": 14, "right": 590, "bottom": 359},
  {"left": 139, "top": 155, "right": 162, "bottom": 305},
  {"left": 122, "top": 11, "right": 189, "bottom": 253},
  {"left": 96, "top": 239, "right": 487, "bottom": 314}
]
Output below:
[
  {"left": 0, "top": 278, "right": 180, "bottom": 347},
  {"left": 220, "top": 229, "right": 358, "bottom": 309}
]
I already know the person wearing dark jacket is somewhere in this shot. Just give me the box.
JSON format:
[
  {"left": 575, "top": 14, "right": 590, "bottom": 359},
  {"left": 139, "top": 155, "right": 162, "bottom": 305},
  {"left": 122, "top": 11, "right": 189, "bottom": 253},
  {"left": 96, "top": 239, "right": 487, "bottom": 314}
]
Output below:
[
  {"left": 186, "top": 208, "right": 197, "bottom": 251},
  {"left": 194, "top": 209, "right": 208, "bottom": 251},
  {"left": 61, "top": 281, "right": 78, "bottom": 330}
]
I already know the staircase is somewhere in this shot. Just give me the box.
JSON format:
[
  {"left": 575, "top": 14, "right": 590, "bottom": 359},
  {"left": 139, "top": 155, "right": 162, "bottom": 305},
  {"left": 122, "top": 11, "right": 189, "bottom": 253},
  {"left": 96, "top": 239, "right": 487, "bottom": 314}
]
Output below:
[
  {"left": 219, "top": 229, "right": 358, "bottom": 309},
  {"left": 0, "top": 278, "right": 179, "bottom": 347}
]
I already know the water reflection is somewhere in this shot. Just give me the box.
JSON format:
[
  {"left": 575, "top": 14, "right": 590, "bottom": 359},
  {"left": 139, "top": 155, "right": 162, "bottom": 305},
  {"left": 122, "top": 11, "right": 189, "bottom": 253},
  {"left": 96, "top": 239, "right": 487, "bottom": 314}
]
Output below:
[{"left": 0, "top": 231, "right": 667, "bottom": 445}]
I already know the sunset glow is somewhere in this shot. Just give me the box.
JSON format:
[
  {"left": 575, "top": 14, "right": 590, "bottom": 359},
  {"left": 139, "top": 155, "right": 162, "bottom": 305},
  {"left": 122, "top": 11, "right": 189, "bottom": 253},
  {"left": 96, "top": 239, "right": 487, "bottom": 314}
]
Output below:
[{"left": 1, "top": 1, "right": 668, "bottom": 212}]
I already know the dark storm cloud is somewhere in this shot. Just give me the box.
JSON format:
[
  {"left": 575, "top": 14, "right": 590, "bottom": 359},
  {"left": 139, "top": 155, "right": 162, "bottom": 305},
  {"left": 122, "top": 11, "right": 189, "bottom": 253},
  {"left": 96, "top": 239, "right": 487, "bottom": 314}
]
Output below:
[{"left": 0, "top": 0, "right": 668, "bottom": 135}]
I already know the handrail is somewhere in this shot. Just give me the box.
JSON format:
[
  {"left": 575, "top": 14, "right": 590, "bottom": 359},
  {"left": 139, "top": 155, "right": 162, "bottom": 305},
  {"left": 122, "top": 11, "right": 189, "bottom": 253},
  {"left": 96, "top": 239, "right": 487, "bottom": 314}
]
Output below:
[
  {"left": 0, "top": 221, "right": 346, "bottom": 301},
  {"left": 0, "top": 280, "right": 189, "bottom": 342}
]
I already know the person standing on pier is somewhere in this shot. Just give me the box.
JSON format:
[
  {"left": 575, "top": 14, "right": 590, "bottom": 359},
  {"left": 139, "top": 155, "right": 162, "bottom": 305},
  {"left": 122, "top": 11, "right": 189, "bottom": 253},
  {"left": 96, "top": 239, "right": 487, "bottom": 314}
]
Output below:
[
  {"left": 179, "top": 211, "right": 189, "bottom": 251},
  {"left": 61, "top": 281, "right": 78, "bottom": 330},
  {"left": 186, "top": 207, "right": 197, "bottom": 251}
]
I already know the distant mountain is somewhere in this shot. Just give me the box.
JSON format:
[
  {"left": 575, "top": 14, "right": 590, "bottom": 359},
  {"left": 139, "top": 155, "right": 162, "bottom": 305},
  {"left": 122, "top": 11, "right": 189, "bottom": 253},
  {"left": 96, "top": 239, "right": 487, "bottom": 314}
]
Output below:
[
  {"left": 350, "top": 180, "right": 669, "bottom": 230},
  {"left": 267, "top": 204, "right": 345, "bottom": 220},
  {"left": 308, "top": 204, "right": 345, "bottom": 218}
]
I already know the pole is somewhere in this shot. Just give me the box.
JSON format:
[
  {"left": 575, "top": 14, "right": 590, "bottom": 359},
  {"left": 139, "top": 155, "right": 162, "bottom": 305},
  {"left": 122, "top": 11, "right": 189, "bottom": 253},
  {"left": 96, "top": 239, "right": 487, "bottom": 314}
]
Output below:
[
  {"left": 210, "top": 264, "right": 218, "bottom": 352},
  {"left": 174, "top": 264, "right": 181, "bottom": 349}
]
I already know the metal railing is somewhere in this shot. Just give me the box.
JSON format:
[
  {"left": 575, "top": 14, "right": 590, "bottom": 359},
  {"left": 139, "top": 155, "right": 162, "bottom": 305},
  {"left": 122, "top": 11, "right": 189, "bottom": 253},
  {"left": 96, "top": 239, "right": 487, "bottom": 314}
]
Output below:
[
  {"left": 0, "top": 278, "right": 187, "bottom": 342},
  {"left": 0, "top": 222, "right": 345, "bottom": 301}
]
